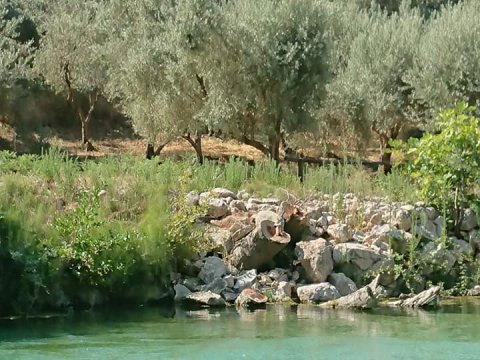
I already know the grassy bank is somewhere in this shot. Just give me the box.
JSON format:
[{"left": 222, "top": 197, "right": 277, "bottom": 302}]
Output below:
[{"left": 0, "top": 149, "right": 417, "bottom": 315}]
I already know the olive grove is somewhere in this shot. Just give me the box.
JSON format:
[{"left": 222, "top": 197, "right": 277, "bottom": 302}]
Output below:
[{"left": 0, "top": 0, "right": 476, "bottom": 160}]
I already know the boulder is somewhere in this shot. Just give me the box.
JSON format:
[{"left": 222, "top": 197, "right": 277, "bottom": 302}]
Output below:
[
  {"left": 451, "top": 237, "right": 474, "bottom": 258},
  {"left": 295, "top": 239, "right": 334, "bottom": 283},
  {"left": 267, "top": 268, "right": 289, "bottom": 282},
  {"left": 273, "top": 281, "right": 292, "bottom": 302},
  {"left": 467, "top": 285, "right": 480, "bottom": 297},
  {"left": 174, "top": 284, "right": 191, "bottom": 302},
  {"left": 327, "top": 272, "right": 358, "bottom": 296},
  {"left": 198, "top": 257, "right": 227, "bottom": 284},
  {"left": 333, "top": 242, "right": 386, "bottom": 271},
  {"left": 182, "top": 277, "right": 201, "bottom": 291},
  {"left": 327, "top": 223, "right": 352, "bottom": 243},
  {"left": 297, "top": 283, "right": 340, "bottom": 303},
  {"left": 184, "top": 291, "right": 226, "bottom": 307},
  {"left": 206, "top": 228, "right": 233, "bottom": 254},
  {"left": 229, "top": 200, "right": 247, "bottom": 212},
  {"left": 221, "top": 289, "right": 239, "bottom": 302},
  {"left": 413, "top": 220, "right": 438, "bottom": 241},
  {"left": 469, "top": 230, "right": 480, "bottom": 252},
  {"left": 223, "top": 274, "right": 235, "bottom": 288},
  {"left": 234, "top": 269, "right": 257, "bottom": 292},
  {"left": 204, "top": 278, "right": 227, "bottom": 294},
  {"left": 419, "top": 242, "right": 456, "bottom": 276},
  {"left": 320, "top": 285, "right": 377, "bottom": 309},
  {"left": 229, "top": 211, "right": 291, "bottom": 269},
  {"left": 210, "top": 188, "right": 237, "bottom": 199},
  {"left": 461, "top": 209, "right": 478, "bottom": 232},
  {"left": 394, "top": 208, "right": 412, "bottom": 232},
  {"left": 205, "top": 198, "right": 229, "bottom": 219},
  {"left": 235, "top": 288, "right": 268, "bottom": 309}
]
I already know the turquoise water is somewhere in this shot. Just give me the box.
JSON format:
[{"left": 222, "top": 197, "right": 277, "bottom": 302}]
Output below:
[{"left": 1, "top": 300, "right": 480, "bottom": 360}]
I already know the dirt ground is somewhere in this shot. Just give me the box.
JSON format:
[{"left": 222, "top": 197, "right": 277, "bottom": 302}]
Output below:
[{"left": 0, "top": 122, "right": 380, "bottom": 161}]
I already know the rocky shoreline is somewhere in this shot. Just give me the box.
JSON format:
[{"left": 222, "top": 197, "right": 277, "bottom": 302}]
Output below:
[{"left": 172, "top": 188, "right": 480, "bottom": 310}]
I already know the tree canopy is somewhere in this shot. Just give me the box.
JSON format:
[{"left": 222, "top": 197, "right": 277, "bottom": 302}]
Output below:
[{"left": 0, "top": 0, "right": 477, "bottom": 160}]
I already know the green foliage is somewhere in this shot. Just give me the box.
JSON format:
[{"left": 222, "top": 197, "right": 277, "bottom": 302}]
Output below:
[
  {"left": 0, "top": 0, "right": 33, "bottom": 83},
  {"left": 51, "top": 191, "right": 142, "bottom": 288},
  {"left": 408, "top": 0, "right": 480, "bottom": 119},
  {"left": 396, "top": 102, "right": 480, "bottom": 226},
  {"left": 203, "top": 0, "right": 329, "bottom": 158},
  {"left": 324, "top": 2, "right": 424, "bottom": 152}
]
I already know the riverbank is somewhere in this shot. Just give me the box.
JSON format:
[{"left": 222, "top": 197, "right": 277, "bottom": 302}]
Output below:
[{"left": 0, "top": 150, "right": 479, "bottom": 316}]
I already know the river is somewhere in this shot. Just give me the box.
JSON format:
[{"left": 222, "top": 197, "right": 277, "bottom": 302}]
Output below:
[{"left": 1, "top": 299, "right": 480, "bottom": 360}]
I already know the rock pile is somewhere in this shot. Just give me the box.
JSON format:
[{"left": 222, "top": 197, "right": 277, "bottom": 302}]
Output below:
[{"left": 174, "top": 189, "right": 480, "bottom": 309}]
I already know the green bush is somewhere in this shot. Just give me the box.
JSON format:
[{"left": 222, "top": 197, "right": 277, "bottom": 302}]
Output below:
[{"left": 396, "top": 102, "right": 480, "bottom": 230}]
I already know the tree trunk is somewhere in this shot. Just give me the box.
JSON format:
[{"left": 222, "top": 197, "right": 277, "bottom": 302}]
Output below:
[
  {"left": 146, "top": 142, "right": 167, "bottom": 159},
  {"left": 239, "top": 136, "right": 270, "bottom": 157},
  {"left": 183, "top": 133, "right": 203, "bottom": 165},
  {"left": 81, "top": 119, "right": 88, "bottom": 145},
  {"left": 269, "top": 118, "right": 282, "bottom": 165},
  {"left": 379, "top": 134, "right": 392, "bottom": 163}
]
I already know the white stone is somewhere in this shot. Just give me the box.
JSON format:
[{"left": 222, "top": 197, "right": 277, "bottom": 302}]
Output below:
[{"left": 297, "top": 283, "right": 341, "bottom": 303}]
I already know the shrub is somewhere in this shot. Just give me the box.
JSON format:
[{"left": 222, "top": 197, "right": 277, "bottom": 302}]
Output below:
[{"left": 395, "top": 102, "right": 480, "bottom": 230}]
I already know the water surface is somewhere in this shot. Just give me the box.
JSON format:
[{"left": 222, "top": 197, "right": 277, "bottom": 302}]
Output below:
[{"left": 1, "top": 299, "right": 480, "bottom": 360}]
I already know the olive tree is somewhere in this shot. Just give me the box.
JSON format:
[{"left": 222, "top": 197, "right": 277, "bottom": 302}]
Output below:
[
  {"left": 33, "top": 1, "right": 110, "bottom": 148},
  {"left": 105, "top": 0, "right": 219, "bottom": 162},
  {"left": 323, "top": 3, "right": 424, "bottom": 161},
  {"left": 0, "top": 0, "right": 33, "bottom": 125},
  {"left": 200, "top": 0, "right": 329, "bottom": 162},
  {"left": 408, "top": 0, "right": 480, "bottom": 121}
]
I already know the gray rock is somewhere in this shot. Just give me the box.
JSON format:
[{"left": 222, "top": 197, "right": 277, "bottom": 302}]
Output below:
[
  {"left": 461, "top": 209, "right": 478, "bottom": 232},
  {"left": 327, "top": 223, "right": 352, "bottom": 243},
  {"left": 221, "top": 289, "right": 239, "bottom": 302},
  {"left": 184, "top": 291, "right": 226, "bottom": 307},
  {"left": 273, "top": 281, "right": 292, "bottom": 302},
  {"left": 320, "top": 285, "right": 377, "bottom": 309},
  {"left": 204, "top": 278, "right": 227, "bottom": 294},
  {"left": 451, "top": 237, "right": 474, "bottom": 258},
  {"left": 182, "top": 277, "right": 201, "bottom": 291},
  {"left": 235, "top": 288, "right": 268, "bottom": 309},
  {"left": 467, "top": 285, "right": 480, "bottom": 296},
  {"left": 224, "top": 274, "right": 235, "bottom": 288},
  {"left": 198, "top": 257, "right": 227, "bottom": 284},
  {"left": 186, "top": 192, "right": 200, "bottom": 205},
  {"left": 174, "top": 284, "right": 191, "bottom": 302},
  {"left": 327, "top": 272, "right": 358, "bottom": 296},
  {"left": 419, "top": 242, "right": 456, "bottom": 275},
  {"left": 230, "top": 223, "right": 255, "bottom": 242},
  {"left": 469, "top": 230, "right": 480, "bottom": 252},
  {"left": 261, "top": 198, "right": 281, "bottom": 205},
  {"left": 205, "top": 198, "right": 229, "bottom": 219},
  {"left": 414, "top": 220, "right": 438, "bottom": 241},
  {"left": 267, "top": 268, "right": 289, "bottom": 282},
  {"left": 229, "top": 200, "right": 247, "bottom": 212},
  {"left": 395, "top": 209, "right": 412, "bottom": 231},
  {"left": 234, "top": 269, "right": 257, "bottom": 292},
  {"left": 297, "top": 283, "right": 341, "bottom": 303},
  {"left": 207, "top": 228, "right": 233, "bottom": 254},
  {"left": 211, "top": 188, "right": 237, "bottom": 199},
  {"left": 229, "top": 211, "right": 291, "bottom": 269},
  {"left": 295, "top": 239, "right": 334, "bottom": 283},
  {"left": 333, "top": 242, "right": 386, "bottom": 271}
]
